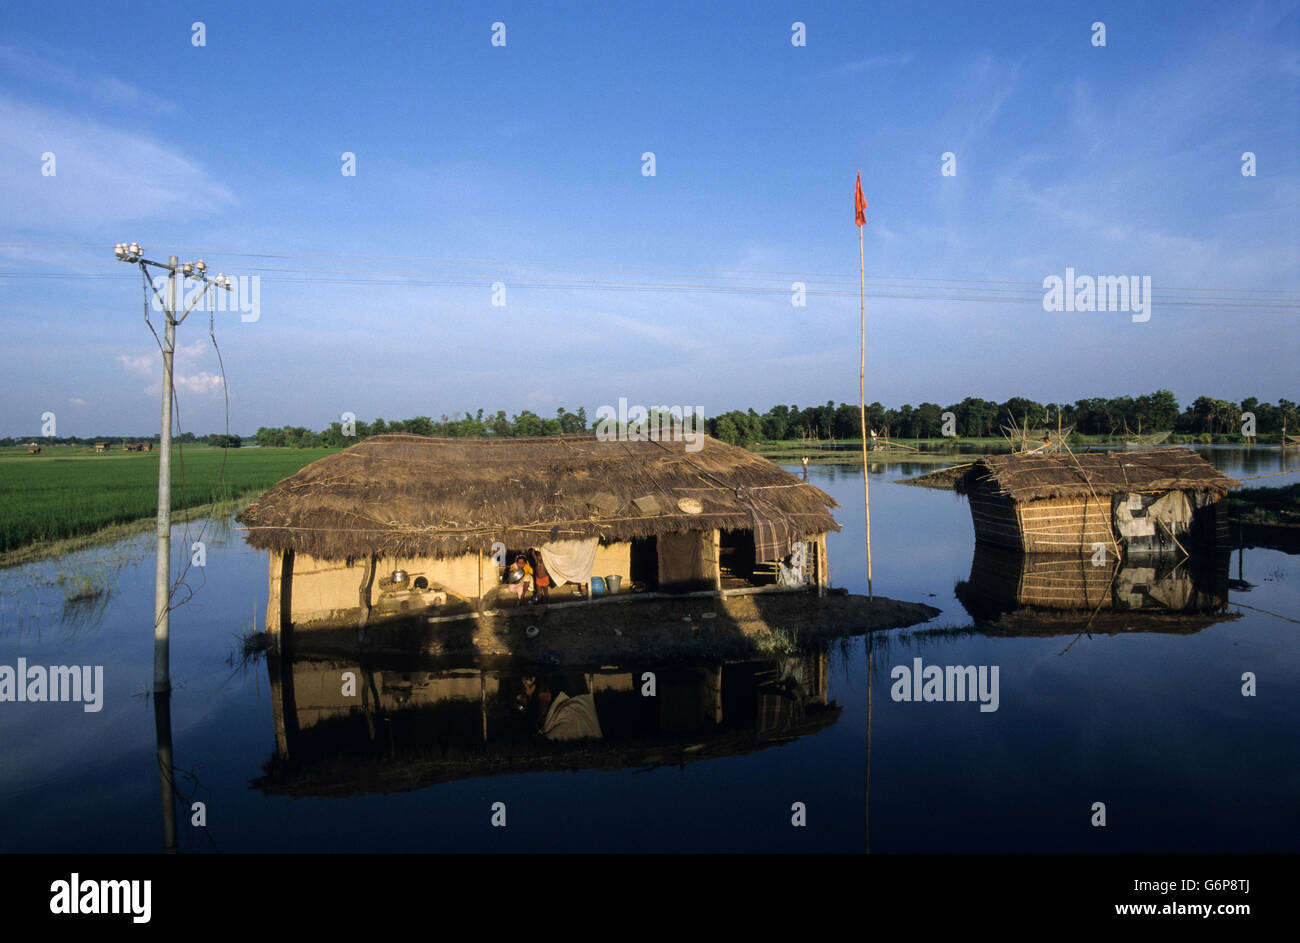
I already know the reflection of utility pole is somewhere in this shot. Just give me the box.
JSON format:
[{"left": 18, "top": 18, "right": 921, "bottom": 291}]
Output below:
[
  {"left": 113, "top": 244, "right": 233, "bottom": 694},
  {"left": 154, "top": 692, "right": 178, "bottom": 853}
]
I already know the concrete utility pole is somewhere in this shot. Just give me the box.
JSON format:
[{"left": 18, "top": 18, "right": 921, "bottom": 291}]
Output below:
[{"left": 113, "top": 244, "right": 233, "bottom": 694}]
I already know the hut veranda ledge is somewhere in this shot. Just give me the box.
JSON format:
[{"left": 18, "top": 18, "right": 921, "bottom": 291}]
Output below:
[
  {"left": 239, "top": 434, "right": 840, "bottom": 633},
  {"left": 956, "top": 448, "right": 1239, "bottom": 555}
]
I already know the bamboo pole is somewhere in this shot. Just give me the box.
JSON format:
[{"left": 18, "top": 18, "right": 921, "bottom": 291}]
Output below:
[{"left": 858, "top": 204, "right": 873, "bottom": 598}]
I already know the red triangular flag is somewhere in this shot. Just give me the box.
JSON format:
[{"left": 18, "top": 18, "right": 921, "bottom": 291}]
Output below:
[{"left": 854, "top": 172, "right": 867, "bottom": 227}]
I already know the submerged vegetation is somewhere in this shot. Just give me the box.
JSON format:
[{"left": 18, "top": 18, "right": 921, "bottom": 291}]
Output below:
[
  {"left": 56, "top": 572, "right": 105, "bottom": 602},
  {"left": 755, "top": 625, "right": 802, "bottom": 655},
  {"left": 228, "top": 628, "right": 272, "bottom": 670}
]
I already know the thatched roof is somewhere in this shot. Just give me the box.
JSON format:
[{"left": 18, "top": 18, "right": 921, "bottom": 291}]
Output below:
[
  {"left": 956, "top": 448, "right": 1238, "bottom": 502},
  {"left": 239, "top": 434, "right": 839, "bottom": 560}
]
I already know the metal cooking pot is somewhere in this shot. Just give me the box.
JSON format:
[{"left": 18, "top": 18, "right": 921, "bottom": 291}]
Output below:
[
  {"left": 390, "top": 569, "right": 409, "bottom": 585},
  {"left": 508, "top": 567, "right": 526, "bottom": 584}
]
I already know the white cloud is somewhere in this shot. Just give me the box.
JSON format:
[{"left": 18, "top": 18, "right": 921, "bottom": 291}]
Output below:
[
  {"left": 117, "top": 339, "right": 224, "bottom": 396},
  {"left": 0, "top": 94, "right": 235, "bottom": 231},
  {"left": 174, "top": 372, "right": 225, "bottom": 394}
]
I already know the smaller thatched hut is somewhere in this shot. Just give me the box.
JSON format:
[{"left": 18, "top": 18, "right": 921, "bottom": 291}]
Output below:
[
  {"left": 240, "top": 434, "right": 840, "bottom": 631},
  {"left": 956, "top": 448, "right": 1237, "bottom": 554}
]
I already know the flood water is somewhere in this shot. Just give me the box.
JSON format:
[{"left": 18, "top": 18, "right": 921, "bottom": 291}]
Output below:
[{"left": 0, "top": 446, "right": 1295, "bottom": 853}]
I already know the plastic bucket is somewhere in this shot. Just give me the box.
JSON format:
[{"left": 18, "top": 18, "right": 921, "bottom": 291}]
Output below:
[
  {"left": 590, "top": 576, "right": 606, "bottom": 597},
  {"left": 604, "top": 574, "right": 621, "bottom": 595}
]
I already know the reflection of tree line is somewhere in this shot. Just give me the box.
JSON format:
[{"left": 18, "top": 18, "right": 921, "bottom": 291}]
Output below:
[{"left": 254, "top": 653, "right": 838, "bottom": 796}]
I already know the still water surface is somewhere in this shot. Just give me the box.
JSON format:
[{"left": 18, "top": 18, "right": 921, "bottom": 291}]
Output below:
[{"left": 0, "top": 447, "right": 1295, "bottom": 852}]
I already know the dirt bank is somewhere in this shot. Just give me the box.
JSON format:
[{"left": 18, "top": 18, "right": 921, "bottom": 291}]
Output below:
[{"left": 281, "top": 590, "right": 942, "bottom": 662}]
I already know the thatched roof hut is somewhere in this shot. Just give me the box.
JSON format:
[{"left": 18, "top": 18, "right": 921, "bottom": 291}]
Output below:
[
  {"left": 956, "top": 448, "right": 1237, "bottom": 554},
  {"left": 241, "top": 433, "right": 839, "bottom": 560},
  {"left": 956, "top": 448, "right": 1238, "bottom": 502},
  {"left": 242, "top": 434, "right": 840, "bottom": 630}
]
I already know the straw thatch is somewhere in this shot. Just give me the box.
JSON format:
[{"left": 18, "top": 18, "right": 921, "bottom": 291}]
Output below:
[
  {"left": 239, "top": 434, "right": 839, "bottom": 561},
  {"left": 956, "top": 448, "right": 1238, "bottom": 501}
]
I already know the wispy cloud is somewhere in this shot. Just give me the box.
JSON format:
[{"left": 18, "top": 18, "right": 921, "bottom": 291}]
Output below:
[
  {"left": 0, "top": 41, "right": 166, "bottom": 111},
  {"left": 836, "top": 52, "right": 914, "bottom": 74},
  {"left": 0, "top": 93, "right": 234, "bottom": 231}
]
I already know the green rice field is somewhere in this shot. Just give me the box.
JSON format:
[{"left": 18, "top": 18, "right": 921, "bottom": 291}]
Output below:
[{"left": 0, "top": 446, "right": 335, "bottom": 557}]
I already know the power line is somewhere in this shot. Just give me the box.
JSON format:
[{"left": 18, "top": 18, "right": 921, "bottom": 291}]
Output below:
[
  {"left": 1, "top": 269, "right": 1296, "bottom": 312},
  {"left": 1, "top": 242, "right": 1297, "bottom": 297}
]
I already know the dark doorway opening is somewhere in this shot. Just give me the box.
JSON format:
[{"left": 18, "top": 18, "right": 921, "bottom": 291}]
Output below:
[
  {"left": 719, "top": 529, "right": 773, "bottom": 588},
  {"left": 630, "top": 537, "right": 658, "bottom": 591}
]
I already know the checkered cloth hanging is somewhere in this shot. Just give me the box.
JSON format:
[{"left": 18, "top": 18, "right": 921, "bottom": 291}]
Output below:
[{"left": 737, "top": 487, "right": 800, "bottom": 563}]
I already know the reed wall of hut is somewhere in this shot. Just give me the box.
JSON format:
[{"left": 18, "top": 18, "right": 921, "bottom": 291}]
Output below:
[{"left": 957, "top": 448, "right": 1237, "bottom": 555}]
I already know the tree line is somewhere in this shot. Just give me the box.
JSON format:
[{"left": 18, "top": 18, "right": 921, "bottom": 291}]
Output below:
[
  {"left": 707, "top": 391, "right": 1298, "bottom": 446},
  {"left": 251, "top": 408, "right": 589, "bottom": 448},
  {"left": 8, "top": 392, "right": 1294, "bottom": 449},
  {"left": 1, "top": 432, "right": 239, "bottom": 447}
]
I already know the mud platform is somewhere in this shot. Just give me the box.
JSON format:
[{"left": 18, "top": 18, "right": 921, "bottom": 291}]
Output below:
[{"left": 272, "top": 589, "right": 941, "bottom": 662}]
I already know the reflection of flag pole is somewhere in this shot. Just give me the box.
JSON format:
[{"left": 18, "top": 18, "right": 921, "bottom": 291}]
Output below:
[
  {"left": 855, "top": 172, "right": 873, "bottom": 598},
  {"left": 866, "top": 629, "right": 873, "bottom": 852}
]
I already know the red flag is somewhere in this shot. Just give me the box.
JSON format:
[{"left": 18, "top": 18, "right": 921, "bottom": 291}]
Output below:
[{"left": 854, "top": 172, "right": 867, "bottom": 227}]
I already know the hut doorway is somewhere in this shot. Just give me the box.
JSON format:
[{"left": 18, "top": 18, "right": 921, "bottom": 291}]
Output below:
[
  {"left": 719, "top": 529, "right": 770, "bottom": 588},
  {"left": 630, "top": 537, "right": 658, "bottom": 591}
]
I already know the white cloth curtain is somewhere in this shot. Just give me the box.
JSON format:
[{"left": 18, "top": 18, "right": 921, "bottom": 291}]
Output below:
[
  {"left": 538, "top": 538, "right": 600, "bottom": 586},
  {"left": 542, "top": 692, "right": 604, "bottom": 741}
]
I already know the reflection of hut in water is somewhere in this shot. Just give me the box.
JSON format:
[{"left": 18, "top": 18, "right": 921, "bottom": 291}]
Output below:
[
  {"left": 240, "top": 434, "right": 838, "bottom": 631},
  {"left": 954, "top": 543, "right": 1233, "bottom": 635},
  {"left": 256, "top": 651, "right": 836, "bottom": 796},
  {"left": 957, "top": 448, "right": 1238, "bottom": 554}
]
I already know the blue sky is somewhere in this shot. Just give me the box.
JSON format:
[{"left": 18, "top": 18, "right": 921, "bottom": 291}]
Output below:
[{"left": 1, "top": 0, "right": 1297, "bottom": 436}]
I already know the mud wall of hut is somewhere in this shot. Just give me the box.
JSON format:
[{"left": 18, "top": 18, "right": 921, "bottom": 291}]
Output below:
[
  {"left": 269, "top": 551, "right": 491, "bottom": 626},
  {"left": 268, "top": 542, "right": 637, "bottom": 627},
  {"left": 656, "top": 530, "right": 718, "bottom": 592}
]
